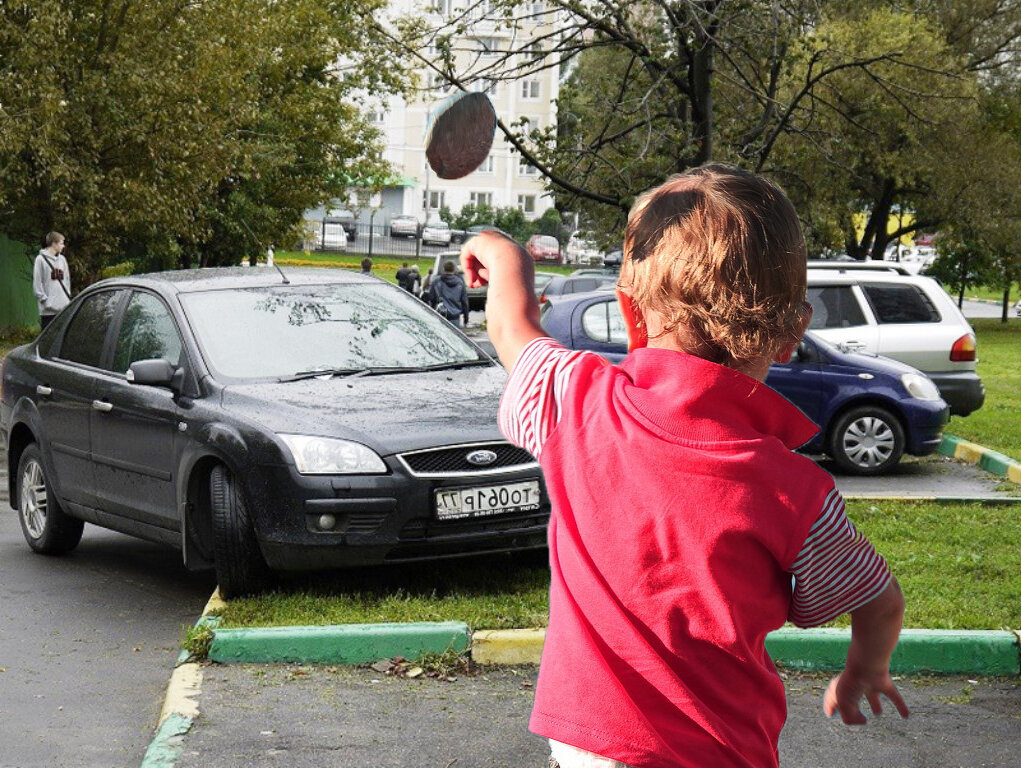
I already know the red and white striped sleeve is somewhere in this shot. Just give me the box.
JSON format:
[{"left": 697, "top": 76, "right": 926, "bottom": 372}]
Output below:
[
  {"left": 789, "top": 487, "right": 892, "bottom": 628},
  {"left": 498, "top": 337, "right": 599, "bottom": 460}
]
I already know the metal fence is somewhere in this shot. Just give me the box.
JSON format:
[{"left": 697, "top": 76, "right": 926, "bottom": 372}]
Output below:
[{"left": 303, "top": 220, "right": 468, "bottom": 259}]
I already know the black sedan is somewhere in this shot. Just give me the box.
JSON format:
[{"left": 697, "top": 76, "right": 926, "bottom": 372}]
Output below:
[{"left": 1, "top": 268, "right": 548, "bottom": 597}]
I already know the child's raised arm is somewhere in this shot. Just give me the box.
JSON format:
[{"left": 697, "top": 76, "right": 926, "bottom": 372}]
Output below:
[
  {"left": 823, "top": 578, "right": 910, "bottom": 724},
  {"left": 460, "top": 230, "right": 545, "bottom": 371}
]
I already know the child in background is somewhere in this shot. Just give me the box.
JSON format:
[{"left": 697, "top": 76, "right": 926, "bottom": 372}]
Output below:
[{"left": 460, "top": 164, "right": 909, "bottom": 768}]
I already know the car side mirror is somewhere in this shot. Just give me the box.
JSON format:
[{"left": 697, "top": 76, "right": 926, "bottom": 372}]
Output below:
[
  {"left": 795, "top": 341, "right": 814, "bottom": 363},
  {"left": 127, "top": 359, "right": 183, "bottom": 392}
]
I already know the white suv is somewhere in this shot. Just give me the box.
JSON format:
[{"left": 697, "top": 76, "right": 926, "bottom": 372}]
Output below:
[{"left": 805, "top": 268, "right": 984, "bottom": 416}]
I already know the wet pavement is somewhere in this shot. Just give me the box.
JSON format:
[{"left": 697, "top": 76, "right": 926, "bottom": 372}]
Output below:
[{"left": 176, "top": 663, "right": 1021, "bottom": 768}]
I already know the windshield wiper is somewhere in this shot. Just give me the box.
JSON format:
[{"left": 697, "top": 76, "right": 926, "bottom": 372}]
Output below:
[
  {"left": 279, "top": 360, "right": 491, "bottom": 382},
  {"left": 278, "top": 368, "right": 362, "bottom": 382}
]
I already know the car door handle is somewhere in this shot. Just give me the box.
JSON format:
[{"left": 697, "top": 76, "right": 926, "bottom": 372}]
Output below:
[
  {"left": 92, "top": 400, "right": 113, "bottom": 413},
  {"left": 36, "top": 385, "right": 53, "bottom": 396}
]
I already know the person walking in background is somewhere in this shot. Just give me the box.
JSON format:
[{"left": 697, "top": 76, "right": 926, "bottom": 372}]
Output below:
[
  {"left": 396, "top": 262, "right": 413, "bottom": 292},
  {"left": 408, "top": 264, "right": 422, "bottom": 297},
  {"left": 360, "top": 257, "right": 372, "bottom": 274},
  {"left": 421, "top": 267, "right": 434, "bottom": 302},
  {"left": 33, "top": 231, "right": 71, "bottom": 330},
  {"left": 429, "top": 260, "right": 469, "bottom": 327}
]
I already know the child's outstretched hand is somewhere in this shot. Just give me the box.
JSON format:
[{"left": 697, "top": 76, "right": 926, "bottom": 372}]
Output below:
[
  {"left": 459, "top": 230, "right": 543, "bottom": 371},
  {"left": 823, "top": 667, "right": 910, "bottom": 725}
]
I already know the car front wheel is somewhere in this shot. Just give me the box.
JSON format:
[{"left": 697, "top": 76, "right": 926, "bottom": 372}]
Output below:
[
  {"left": 210, "top": 465, "right": 271, "bottom": 598},
  {"left": 17, "top": 444, "right": 84, "bottom": 554},
  {"left": 828, "top": 405, "right": 905, "bottom": 476}
]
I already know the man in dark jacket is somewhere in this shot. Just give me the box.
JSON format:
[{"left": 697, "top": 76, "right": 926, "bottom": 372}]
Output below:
[
  {"left": 395, "top": 262, "right": 413, "bottom": 292},
  {"left": 429, "top": 260, "right": 470, "bottom": 327}
]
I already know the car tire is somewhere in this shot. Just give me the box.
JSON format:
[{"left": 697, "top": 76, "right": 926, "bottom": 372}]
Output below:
[
  {"left": 828, "top": 405, "right": 905, "bottom": 476},
  {"left": 210, "top": 465, "right": 271, "bottom": 598},
  {"left": 16, "top": 443, "right": 84, "bottom": 555}
]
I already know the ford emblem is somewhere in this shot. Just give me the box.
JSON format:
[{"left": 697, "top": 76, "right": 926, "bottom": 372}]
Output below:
[{"left": 466, "top": 449, "right": 498, "bottom": 467}]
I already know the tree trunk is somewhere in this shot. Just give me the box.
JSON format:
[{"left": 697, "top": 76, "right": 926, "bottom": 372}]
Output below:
[
  {"left": 1002, "top": 285, "right": 1011, "bottom": 324},
  {"left": 692, "top": 35, "right": 714, "bottom": 165}
]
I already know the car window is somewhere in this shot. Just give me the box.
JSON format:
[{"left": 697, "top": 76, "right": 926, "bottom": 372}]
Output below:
[
  {"left": 36, "top": 309, "right": 73, "bottom": 359},
  {"left": 58, "top": 290, "right": 123, "bottom": 368},
  {"left": 180, "top": 283, "right": 485, "bottom": 380},
  {"left": 581, "top": 300, "right": 627, "bottom": 344},
  {"left": 861, "top": 283, "right": 941, "bottom": 324},
  {"left": 111, "top": 291, "right": 184, "bottom": 374},
  {"left": 806, "top": 286, "right": 867, "bottom": 329},
  {"left": 567, "top": 279, "right": 596, "bottom": 295}
]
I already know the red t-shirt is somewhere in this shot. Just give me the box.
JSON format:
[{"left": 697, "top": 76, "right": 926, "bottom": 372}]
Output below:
[{"left": 499, "top": 339, "right": 891, "bottom": 768}]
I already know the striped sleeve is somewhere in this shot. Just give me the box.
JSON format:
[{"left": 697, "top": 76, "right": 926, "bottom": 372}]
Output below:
[
  {"left": 498, "top": 337, "right": 599, "bottom": 460},
  {"left": 789, "top": 488, "right": 892, "bottom": 628}
]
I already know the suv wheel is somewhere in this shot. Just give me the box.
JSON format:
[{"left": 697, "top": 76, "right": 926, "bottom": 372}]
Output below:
[
  {"left": 828, "top": 405, "right": 905, "bottom": 476},
  {"left": 210, "top": 465, "right": 271, "bottom": 598},
  {"left": 17, "top": 444, "right": 84, "bottom": 554}
]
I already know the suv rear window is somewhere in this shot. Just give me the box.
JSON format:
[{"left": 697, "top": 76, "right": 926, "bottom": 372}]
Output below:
[
  {"left": 862, "top": 283, "right": 940, "bottom": 324},
  {"left": 806, "top": 286, "right": 867, "bottom": 329}
]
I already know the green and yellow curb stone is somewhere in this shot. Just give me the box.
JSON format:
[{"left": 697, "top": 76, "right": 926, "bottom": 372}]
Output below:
[{"left": 939, "top": 434, "right": 1021, "bottom": 483}]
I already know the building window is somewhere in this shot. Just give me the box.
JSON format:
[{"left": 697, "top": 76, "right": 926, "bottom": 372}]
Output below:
[
  {"left": 371, "top": 110, "right": 386, "bottom": 124},
  {"left": 478, "top": 37, "right": 500, "bottom": 57},
  {"left": 477, "top": 78, "right": 498, "bottom": 96},
  {"left": 525, "top": 42, "right": 544, "bottom": 61},
  {"left": 518, "top": 158, "right": 538, "bottom": 176},
  {"left": 517, "top": 194, "right": 536, "bottom": 214},
  {"left": 470, "top": 191, "right": 493, "bottom": 207},
  {"left": 477, "top": 155, "right": 495, "bottom": 174},
  {"left": 521, "top": 80, "right": 540, "bottom": 99},
  {"left": 422, "top": 190, "right": 446, "bottom": 210}
]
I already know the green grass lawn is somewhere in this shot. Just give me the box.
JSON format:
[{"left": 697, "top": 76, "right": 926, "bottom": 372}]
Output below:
[
  {"left": 272, "top": 250, "right": 578, "bottom": 280},
  {"left": 948, "top": 318, "right": 1021, "bottom": 461},
  {"left": 215, "top": 500, "right": 1021, "bottom": 632}
]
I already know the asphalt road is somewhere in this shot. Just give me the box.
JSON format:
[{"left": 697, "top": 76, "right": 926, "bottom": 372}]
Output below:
[
  {"left": 0, "top": 454, "right": 215, "bottom": 768},
  {"left": 177, "top": 664, "right": 1021, "bottom": 768}
]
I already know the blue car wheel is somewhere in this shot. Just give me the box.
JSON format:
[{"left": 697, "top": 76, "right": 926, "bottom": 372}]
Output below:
[{"left": 828, "top": 405, "right": 906, "bottom": 476}]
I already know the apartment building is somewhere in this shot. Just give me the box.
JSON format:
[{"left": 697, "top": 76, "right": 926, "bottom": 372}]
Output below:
[{"left": 370, "top": 0, "right": 560, "bottom": 226}]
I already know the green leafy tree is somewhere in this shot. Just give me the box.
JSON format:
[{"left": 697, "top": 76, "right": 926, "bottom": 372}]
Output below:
[{"left": 0, "top": 0, "right": 405, "bottom": 282}]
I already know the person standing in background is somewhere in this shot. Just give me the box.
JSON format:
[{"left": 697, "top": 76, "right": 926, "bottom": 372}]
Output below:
[
  {"left": 33, "top": 231, "right": 71, "bottom": 330},
  {"left": 361, "top": 257, "right": 373, "bottom": 274}
]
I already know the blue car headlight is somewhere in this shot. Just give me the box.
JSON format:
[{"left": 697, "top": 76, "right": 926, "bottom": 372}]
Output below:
[
  {"left": 278, "top": 434, "right": 387, "bottom": 474},
  {"left": 900, "top": 373, "right": 941, "bottom": 401}
]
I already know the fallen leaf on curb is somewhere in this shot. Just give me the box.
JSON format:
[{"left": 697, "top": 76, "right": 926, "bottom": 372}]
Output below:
[
  {"left": 371, "top": 660, "right": 394, "bottom": 673},
  {"left": 520, "top": 680, "right": 533, "bottom": 688},
  {"left": 407, "top": 666, "right": 424, "bottom": 679}
]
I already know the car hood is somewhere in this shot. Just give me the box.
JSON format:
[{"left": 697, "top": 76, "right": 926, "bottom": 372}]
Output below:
[
  {"left": 220, "top": 363, "right": 509, "bottom": 455},
  {"left": 819, "top": 342, "right": 922, "bottom": 379}
]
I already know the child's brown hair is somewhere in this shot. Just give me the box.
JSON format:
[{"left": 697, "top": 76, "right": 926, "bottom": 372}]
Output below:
[{"left": 619, "top": 163, "right": 807, "bottom": 365}]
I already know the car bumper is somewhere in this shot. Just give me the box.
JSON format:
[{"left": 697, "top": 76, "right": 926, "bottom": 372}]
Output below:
[
  {"left": 924, "top": 371, "right": 985, "bottom": 416},
  {"left": 240, "top": 461, "right": 549, "bottom": 570},
  {"left": 904, "top": 399, "right": 951, "bottom": 456}
]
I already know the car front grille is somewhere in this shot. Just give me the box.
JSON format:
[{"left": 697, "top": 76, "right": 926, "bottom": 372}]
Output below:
[{"left": 397, "top": 442, "right": 537, "bottom": 477}]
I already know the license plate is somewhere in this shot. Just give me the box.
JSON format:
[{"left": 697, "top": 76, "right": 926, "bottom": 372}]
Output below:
[{"left": 434, "top": 480, "right": 541, "bottom": 521}]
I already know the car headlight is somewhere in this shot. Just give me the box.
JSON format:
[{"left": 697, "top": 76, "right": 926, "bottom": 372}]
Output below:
[
  {"left": 901, "top": 373, "right": 941, "bottom": 401},
  {"left": 278, "top": 434, "right": 387, "bottom": 475}
]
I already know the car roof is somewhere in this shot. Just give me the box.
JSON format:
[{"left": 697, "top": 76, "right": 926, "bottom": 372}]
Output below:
[
  {"left": 806, "top": 260, "right": 914, "bottom": 275},
  {"left": 806, "top": 267, "right": 933, "bottom": 284},
  {"left": 89, "top": 266, "right": 376, "bottom": 295}
]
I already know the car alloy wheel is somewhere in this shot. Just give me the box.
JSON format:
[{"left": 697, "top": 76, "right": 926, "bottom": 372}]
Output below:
[
  {"left": 16, "top": 444, "right": 84, "bottom": 554},
  {"left": 210, "top": 465, "right": 272, "bottom": 598},
  {"left": 829, "top": 405, "right": 905, "bottom": 476},
  {"left": 20, "top": 456, "right": 47, "bottom": 539}
]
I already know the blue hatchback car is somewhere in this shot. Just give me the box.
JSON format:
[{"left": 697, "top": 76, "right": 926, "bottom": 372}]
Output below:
[{"left": 539, "top": 292, "right": 950, "bottom": 475}]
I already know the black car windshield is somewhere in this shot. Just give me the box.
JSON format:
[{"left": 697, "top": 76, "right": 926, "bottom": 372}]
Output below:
[{"left": 180, "top": 282, "right": 486, "bottom": 380}]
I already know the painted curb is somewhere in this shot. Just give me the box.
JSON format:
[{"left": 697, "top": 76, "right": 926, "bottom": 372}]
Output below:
[
  {"left": 208, "top": 621, "right": 470, "bottom": 664},
  {"left": 140, "top": 591, "right": 222, "bottom": 768},
  {"left": 471, "top": 628, "right": 1019, "bottom": 675},
  {"left": 472, "top": 628, "right": 546, "bottom": 665},
  {"left": 939, "top": 434, "right": 1021, "bottom": 484}
]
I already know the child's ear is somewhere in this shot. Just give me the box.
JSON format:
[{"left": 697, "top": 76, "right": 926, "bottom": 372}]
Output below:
[{"left": 616, "top": 290, "right": 647, "bottom": 352}]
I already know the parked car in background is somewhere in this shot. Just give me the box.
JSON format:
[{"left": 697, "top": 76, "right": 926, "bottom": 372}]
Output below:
[
  {"left": 422, "top": 220, "right": 453, "bottom": 247},
  {"left": 325, "top": 211, "right": 358, "bottom": 242},
  {"left": 389, "top": 215, "right": 420, "bottom": 239},
  {"left": 432, "top": 251, "right": 487, "bottom": 310},
  {"left": 534, "top": 271, "right": 558, "bottom": 298},
  {"left": 804, "top": 268, "right": 983, "bottom": 415},
  {"left": 566, "top": 234, "right": 602, "bottom": 265},
  {"left": 1, "top": 268, "right": 549, "bottom": 597},
  {"left": 539, "top": 291, "right": 949, "bottom": 475},
  {"left": 526, "top": 234, "right": 561, "bottom": 263},
  {"left": 450, "top": 227, "right": 468, "bottom": 245},
  {"left": 316, "top": 220, "right": 348, "bottom": 251},
  {"left": 538, "top": 275, "right": 617, "bottom": 304}
]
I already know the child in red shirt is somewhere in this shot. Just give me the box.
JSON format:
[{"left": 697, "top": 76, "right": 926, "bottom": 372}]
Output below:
[{"left": 461, "top": 164, "right": 909, "bottom": 768}]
